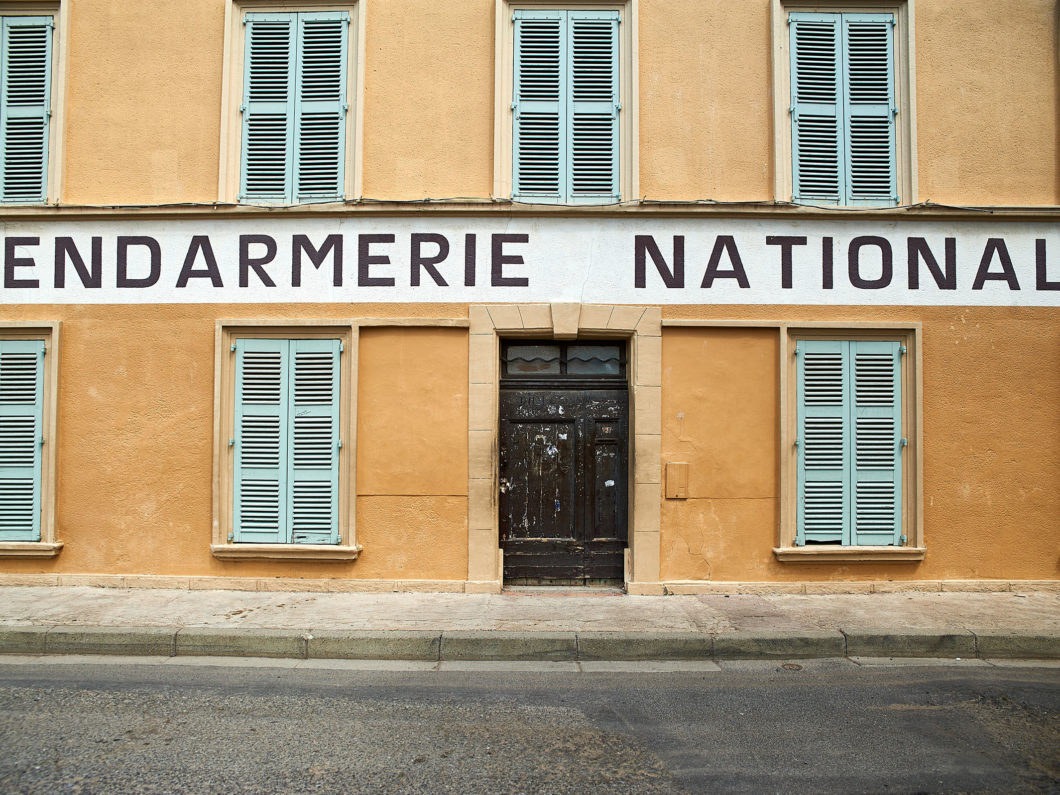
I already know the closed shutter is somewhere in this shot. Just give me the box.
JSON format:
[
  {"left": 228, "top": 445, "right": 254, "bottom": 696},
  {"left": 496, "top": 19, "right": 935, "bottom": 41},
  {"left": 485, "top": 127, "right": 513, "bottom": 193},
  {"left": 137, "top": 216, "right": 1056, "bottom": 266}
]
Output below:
[
  {"left": 287, "top": 339, "right": 340, "bottom": 544},
  {"left": 568, "top": 11, "right": 619, "bottom": 202},
  {"left": 294, "top": 12, "right": 348, "bottom": 202},
  {"left": 241, "top": 14, "right": 296, "bottom": 201},
  {"left": 796, "top": 339, "right": 848, "bottom": 544},
  {"left": 796, "top": 339, "right": 902, "bottom": 546},
  {"left": 234, "top": 338, "right": 289, "bottom": 542},
  {"left": 851, "top": 340, "right": 902, "bottom": 545},
  {"left": 1, "top": 17, "right": 52, "bottom": 204},
  {"left": 513, "top": 9, "right": 619, "bottom": 204},
  {"left": 234, "top": 338, "right": 340, "bottom": 544},
  {"left": 513, "top": 10, "right": 565, "bottom": 201},
  {"left": 790, "top": 12, "right": 842, "bottom": 204},
  {"left": 842, "top": 14, "right": 896, "bottom": 204},
  {"left": 242, "top": 12, "right": 348, "bottom": 203},
  {"left": 0, "top": 339, "right": 45, "bottom": 541},
  {"left": 790, "top": 12, "right": 895, "bottom": 205}
]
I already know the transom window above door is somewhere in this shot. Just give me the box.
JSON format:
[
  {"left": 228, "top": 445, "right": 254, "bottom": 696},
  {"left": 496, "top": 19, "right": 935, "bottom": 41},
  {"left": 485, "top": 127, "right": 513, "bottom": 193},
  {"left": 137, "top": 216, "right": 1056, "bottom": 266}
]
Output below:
[{"left": 502, "top": 341, "right": 625, "bottom": 379}]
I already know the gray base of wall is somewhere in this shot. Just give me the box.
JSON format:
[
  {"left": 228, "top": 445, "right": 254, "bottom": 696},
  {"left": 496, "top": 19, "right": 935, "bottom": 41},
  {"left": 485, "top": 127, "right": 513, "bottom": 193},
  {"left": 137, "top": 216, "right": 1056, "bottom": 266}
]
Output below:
[{"left": 0, "top": 573, "right": 1056, "bottom": 595}]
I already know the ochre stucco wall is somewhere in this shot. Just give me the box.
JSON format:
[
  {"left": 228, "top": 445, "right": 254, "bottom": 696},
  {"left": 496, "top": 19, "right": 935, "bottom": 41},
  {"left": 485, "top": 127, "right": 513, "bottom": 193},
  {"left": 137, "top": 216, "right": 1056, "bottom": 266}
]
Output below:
[
  {"left": 62, "top": 0, "right": 225, "bottom": 205},
  {"left": 660, "top": 327, "right": 779, "bottom": 580},
  {"left": 914, "top": 1, "right": 1060, "bottom": 206},
  {"left": 1, "top": 304, "right": 469, "bottom": 581},
  {"left": 53, "top": 0, "right": 1059, "bottom": 205},
  {"left": 360, "top": 0, "right": 495, "bottom": 200},
  {"left": 639, "top": 0, "right": 774, "bottom": 201},
  {"left": 660, "top": 306, "right": 1060, "bottom": 582},
  {"left": 4, "top": 0, "right": 1057, "bottom": 587},
  {"left": 355, "top": 327, "right": 469, "bottom": 579},
  {"left": 2, "top": 301, "right": 1057, "bottom": 584}
]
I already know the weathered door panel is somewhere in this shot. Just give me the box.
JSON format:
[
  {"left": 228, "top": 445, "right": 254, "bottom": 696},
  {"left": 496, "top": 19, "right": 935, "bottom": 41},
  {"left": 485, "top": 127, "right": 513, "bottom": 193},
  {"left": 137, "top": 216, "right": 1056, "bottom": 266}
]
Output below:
[
  {"left": 499, "top": 420, "right": 576, "bottom": 542},
  {"left": 499, "top": 387, "right": 628, "bottom": 583},
  {"left": 584, "top": 417, "right": 627, "bottom": 580}
]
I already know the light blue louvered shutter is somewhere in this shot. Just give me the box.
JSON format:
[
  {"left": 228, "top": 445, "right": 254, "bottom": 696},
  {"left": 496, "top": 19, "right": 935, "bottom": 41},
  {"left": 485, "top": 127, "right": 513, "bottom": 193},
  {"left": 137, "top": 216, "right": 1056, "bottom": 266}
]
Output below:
[
  {"left": 790, "top": 13, "right": 842, "bottom": 204},
  {"left": 0, "top": 339, "right": 45, "bottom": 541},
  {"left": 293, "top": 12, "right": 348, "bottom": 202},
  {"left": 796, "top": 340, "right": 849, "bottom": 545},
  {"left": 513, "top": 10, "right": 565, "bottom": 201},
  {"left": 851, "top": 340, "right": 902, "bottom": 545},
  {"left": 1, "top": 17, "right": 52, "bottom": 204},
  {"left": 568, "top": 10, "right": 619, "bottom": 203},
  {"left": 234, "top": 338, "right": 289, "bottom": 543},
  {"left": 287, "top": 339, "right": 340, "bottom": 544},
  {"left": 842, "top": 14, "right": 896, "bottom": 205},
  {"left": 241, "top": 14, "right": 296, "bottom": 202}
]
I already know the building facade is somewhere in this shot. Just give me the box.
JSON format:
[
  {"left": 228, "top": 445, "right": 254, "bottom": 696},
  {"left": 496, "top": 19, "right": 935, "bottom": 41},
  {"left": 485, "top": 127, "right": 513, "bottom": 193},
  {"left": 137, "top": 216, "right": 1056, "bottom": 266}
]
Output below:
[{"left": 1, "top": 0, "right": 1057, "bottom": 593}]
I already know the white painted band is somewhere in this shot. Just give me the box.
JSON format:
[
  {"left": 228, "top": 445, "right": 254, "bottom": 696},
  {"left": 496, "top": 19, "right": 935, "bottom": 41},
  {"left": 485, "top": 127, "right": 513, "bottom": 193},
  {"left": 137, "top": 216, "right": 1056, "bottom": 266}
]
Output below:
[{"left": 2, "top": 217, "right": 1057, "bottom": 305}]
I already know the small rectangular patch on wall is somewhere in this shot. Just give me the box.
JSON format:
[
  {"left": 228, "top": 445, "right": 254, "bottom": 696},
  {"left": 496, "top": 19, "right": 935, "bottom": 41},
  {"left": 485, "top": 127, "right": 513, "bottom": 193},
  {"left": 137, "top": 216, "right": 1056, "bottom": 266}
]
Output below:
[{"left": 665, "top": 462, "right": 689, "bottom": 499}]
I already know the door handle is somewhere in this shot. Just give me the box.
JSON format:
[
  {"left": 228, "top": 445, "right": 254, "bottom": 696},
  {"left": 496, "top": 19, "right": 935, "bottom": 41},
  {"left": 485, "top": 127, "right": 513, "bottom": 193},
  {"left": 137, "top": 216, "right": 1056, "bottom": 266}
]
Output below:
[{"left": 499, "top": 477, "right": 510, "bottom": 494}]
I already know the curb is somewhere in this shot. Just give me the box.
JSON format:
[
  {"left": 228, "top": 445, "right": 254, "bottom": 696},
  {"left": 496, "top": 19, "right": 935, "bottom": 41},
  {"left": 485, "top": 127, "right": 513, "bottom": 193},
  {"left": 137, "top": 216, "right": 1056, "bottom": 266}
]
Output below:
[
  {"left": 842, "top": 630, "right": 978, "bottom": 659},
  {"left": 1, "top": 625, "right": 1058, "bottom": 662}
]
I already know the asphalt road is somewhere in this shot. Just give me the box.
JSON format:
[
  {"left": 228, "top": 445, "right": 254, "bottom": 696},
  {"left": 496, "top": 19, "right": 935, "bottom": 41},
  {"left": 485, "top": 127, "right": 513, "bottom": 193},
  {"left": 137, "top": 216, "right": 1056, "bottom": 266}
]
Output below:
[{"left": 0, "top": 659, "right": 1057, "bottom": 793}]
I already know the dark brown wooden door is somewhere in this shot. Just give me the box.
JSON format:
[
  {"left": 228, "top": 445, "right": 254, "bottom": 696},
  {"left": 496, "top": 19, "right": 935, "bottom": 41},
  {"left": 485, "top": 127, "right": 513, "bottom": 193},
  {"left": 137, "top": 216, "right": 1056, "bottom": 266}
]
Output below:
[{"left": 499, "top": 387, "right": 629, "bottom": 583}]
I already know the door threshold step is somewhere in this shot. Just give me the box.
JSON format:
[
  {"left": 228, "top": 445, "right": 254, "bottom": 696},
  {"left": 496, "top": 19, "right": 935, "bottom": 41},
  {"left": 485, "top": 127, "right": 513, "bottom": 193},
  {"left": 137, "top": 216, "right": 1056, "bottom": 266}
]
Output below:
[{"left": 501, "top": 584, "right": 626, "bottom": 596}]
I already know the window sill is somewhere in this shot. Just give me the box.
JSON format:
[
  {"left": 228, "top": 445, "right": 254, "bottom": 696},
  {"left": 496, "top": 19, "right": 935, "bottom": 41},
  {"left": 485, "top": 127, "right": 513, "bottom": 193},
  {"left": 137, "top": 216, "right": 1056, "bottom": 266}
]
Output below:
[
  {"left": 0, "top": 541, "right": 64, "bottom": 558},
  {"left": 210, "top": 543, "right": 362, "bottom": 561},
  {"left": 773, "top": 546, "right": 925, "bottom": 563}
]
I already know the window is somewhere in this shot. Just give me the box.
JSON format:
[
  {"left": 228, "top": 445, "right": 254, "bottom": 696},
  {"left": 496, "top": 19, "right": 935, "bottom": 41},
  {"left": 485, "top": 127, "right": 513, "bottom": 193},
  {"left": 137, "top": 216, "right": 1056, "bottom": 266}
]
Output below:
[
  {"left": 797, "top": 338, "right": 903, "bottom": 544},
  {"left": 240, "top": 11, "right": 349, "bottom": 203},
  {"left": 772, "top": 2, "right": 915, "bottom": 206},
  {"left": 0, "top": 339, "right": 45, "bottom": 540},
  {"left": 502, "top": 341, "right": 625, "bottom": 378},
  {"left": 213, "top": 326, "right": 358, "bottom": 560},
  {"left": 0, "top": 325, "right": 60, "bottom": 557},
  {"left": 234, "top": 338, "right": 341, "bottom": 543},
  {"left": 778, "top": 327, "right": 922, "bottom": 561},
  {"left": 219, "top": 3, "right": 361, "bottom": 204},
  {"left": 496, "top": 1, "right": 636, "bottom": 204},
  {"left": 1, "top": 14, "right": 53, "bottom": 204}
]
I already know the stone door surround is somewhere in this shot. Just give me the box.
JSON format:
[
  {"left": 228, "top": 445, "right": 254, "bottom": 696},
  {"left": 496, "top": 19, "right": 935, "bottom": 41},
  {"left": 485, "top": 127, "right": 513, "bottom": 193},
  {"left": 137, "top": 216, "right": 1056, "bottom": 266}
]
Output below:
[{"left": 467, "top": 303, "right": 662, "bottom": 594}]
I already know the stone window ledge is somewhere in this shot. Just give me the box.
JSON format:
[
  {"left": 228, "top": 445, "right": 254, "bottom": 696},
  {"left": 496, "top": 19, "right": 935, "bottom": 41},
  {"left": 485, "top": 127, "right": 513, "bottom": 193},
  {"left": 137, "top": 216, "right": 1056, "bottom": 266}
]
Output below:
[
  {"left": 0, "top": 542, "right": 64, "bottom": 558},
  {"left": 773, "top": 546, "right": 926, "bottom": 563},
  {"left": 210, "top": 544, "right": 362, "bottom": 561}
]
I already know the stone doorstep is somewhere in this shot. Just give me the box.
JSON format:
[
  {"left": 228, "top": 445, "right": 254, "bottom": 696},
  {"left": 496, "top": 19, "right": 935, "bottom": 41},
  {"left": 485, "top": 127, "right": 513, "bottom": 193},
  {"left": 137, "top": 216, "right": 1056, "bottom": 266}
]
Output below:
[{"left": 0, "top": 626, "right": 1056, "bottom": 661}]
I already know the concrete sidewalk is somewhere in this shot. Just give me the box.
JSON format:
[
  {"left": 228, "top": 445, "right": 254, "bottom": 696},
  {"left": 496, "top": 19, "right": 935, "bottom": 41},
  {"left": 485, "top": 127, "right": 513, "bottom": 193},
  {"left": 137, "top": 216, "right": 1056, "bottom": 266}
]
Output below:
[{"left": 0, "top": 585, "right": 1057, "bottom": 662}]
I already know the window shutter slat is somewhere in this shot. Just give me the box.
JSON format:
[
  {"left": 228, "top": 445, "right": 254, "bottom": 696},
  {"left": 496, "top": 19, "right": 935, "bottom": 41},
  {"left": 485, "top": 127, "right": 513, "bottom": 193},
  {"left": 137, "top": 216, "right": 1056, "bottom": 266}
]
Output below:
[
  {"left": 288, "top": 339, "right": 340, "bottom": 544},
  {"left": 0, "top": 340, "right": 44, "bottom": 541},
  {"left": 851, "top": 341, "right": 902, "bottom": 545},
  {"left": 568, "top": 12, "right": 619, "bottom": 201},
  {"left": 234, "top": 339, "right": 289, "bottom": 543},
  {"left": 796, "top": 340, "right": 849, "bottom": 545},
  {"left": 513, "top": 12, "right": 564, "bottom": 200},
  {"left": 294, "top": 13, "right": 348, "bottom": 202},
  {"left": 790, "top": 13, "right": 842, "bottom": 203},
  {"left": 843, "top": 15, "right": 896, "bottom": 203},
  {"left": 1, "top": 18, "right": 51, "bottom": 204},
  {"left": 241, "top": 16, "right": 295, "bottom": 201}
]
